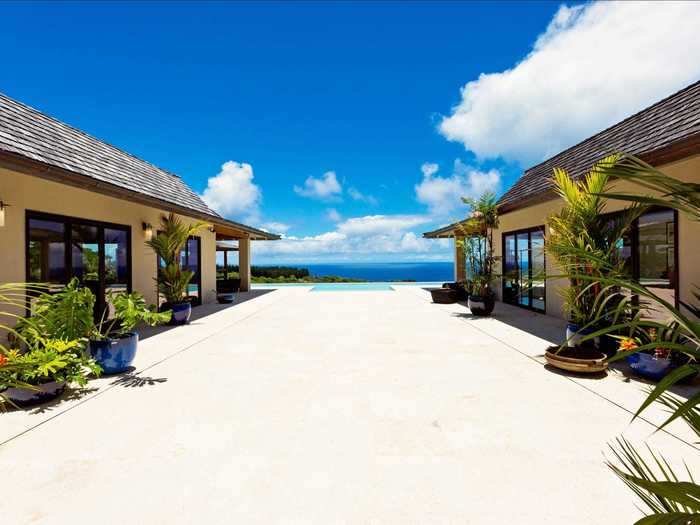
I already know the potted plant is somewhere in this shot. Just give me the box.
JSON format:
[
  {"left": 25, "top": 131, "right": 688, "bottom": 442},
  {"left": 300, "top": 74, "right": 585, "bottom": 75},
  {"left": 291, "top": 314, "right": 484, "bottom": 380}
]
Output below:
[
  {"left": 146, "top": 213, "right": 205, "bottom": 325},
  {"left": 545, "top": 158, "right": 640, "bottom": 372},
  {"left": 0, "top": 338, "right": 100, "bottom": 407},
  {"left": 617, "top": 326, "right": 694, "bottom": 382},
  {"left": 457, "top": 193, "right": 499, "bottom": 316},
  {"left": 88, "top": 290, "right": 171, "bottom": 374}
]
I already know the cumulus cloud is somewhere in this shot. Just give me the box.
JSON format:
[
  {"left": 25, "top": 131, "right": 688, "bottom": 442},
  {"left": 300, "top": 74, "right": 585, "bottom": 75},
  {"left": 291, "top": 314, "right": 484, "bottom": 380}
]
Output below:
[
  {"left": 253, "top": 213, "right": 448, "bottom": 262},
  {"left": 200, "top": 161, "right": 262, "bottom": 223},
  {"left": 348, "top": 187, "right": 379, "bottom": 206},
  {"left": 260, "top": 221, "right": 290, "bottom": 234},
  {"left": 439, "top": 1, "right": 700, "bottom": 166},
  {"left": 415, "top": 160, "right": 500, "bottom": 216},
  {"left": 325, "top": 208, "right": 342, "bottom": 222},
  {"left": 293, "top": 171, "right": 342, "bottom": 201}
]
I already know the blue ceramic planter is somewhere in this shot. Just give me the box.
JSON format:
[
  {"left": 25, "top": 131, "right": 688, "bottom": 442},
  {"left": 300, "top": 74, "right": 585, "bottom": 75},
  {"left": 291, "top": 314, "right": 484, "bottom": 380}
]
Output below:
[
  {"left": 168, "top": 302, "right": 192, "bottom": 325},
  {"left": 626, "top": 352, "right": 675, "bottom": 381},
  {"left": 89, "top": 333, "right": 138, "bottom": 374},
  {"left": 566, "top": 323, "right": 597, "bottom": 348}
]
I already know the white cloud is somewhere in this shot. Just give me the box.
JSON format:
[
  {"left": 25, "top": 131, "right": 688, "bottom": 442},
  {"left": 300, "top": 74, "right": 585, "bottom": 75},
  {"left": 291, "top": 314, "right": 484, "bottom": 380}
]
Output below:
[
  {"left": 415, "top": 160, "right": 501, "bottom": 216},
  {"left": 200, "top": 161, "right": 262, "bottom": 223},
  {"left": 348, "top": 187, "right": 379, "bottom": 206},
  {"left": 293, "top": 171, "right": 342, "bottom": 201},
  {"left": 253, "top": 213, "right": 449, "bottom": 262},
  {"left": 325, "top": 208, "right": 342, "bottom": 222},
  {"left": 260, "top": 221, "right": 290, "bottom": 234},
  {"left": 439, "top": 1, "right": 700, "bottom": 166}
]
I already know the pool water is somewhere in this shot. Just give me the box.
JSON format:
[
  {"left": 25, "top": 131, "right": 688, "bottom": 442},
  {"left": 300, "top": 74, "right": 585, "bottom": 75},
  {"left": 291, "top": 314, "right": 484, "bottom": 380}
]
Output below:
[{"left": 310, "top": 283, "right": 394, "bottom": 292}]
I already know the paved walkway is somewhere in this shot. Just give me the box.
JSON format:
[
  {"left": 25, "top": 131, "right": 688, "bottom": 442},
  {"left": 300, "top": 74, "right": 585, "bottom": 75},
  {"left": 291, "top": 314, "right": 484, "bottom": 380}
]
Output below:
[{"left": 2, "top": 287, "right": 699, "bottom": 524}]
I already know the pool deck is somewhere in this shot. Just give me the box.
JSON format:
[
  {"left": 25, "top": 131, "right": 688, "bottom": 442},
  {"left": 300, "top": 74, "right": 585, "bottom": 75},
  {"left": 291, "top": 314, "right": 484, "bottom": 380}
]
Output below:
[{"left": 1, "top": 286, "right": 699, "bottom": 524}]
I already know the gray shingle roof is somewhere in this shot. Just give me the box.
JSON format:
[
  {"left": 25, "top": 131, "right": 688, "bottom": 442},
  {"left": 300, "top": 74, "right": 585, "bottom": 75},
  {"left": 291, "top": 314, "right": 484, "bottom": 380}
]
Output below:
[
  {"left": 498, "top": 79, "right": 700, "bottom": 211},
  {"left": 0, "top": 92, "right": 219, "bottom": 218}
]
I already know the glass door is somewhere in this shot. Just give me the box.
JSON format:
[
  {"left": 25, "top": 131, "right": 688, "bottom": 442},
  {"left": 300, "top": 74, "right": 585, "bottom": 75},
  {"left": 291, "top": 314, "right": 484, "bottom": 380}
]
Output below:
[{"left": 502, "top": 227, "right": 546, "bottom": 313}]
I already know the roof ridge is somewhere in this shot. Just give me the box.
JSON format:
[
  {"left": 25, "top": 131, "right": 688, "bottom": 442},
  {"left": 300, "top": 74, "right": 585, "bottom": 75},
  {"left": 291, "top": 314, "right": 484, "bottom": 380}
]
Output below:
[
  {"left": 523, "top": 78, "right": 700, "bottom": 175},
  {"left": 0, "top": 91, "right": 188, "bottom": 184}
]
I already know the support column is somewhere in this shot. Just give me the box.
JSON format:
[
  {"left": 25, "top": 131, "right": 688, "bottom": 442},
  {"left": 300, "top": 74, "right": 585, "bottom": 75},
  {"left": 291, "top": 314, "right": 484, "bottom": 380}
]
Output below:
[
  {"left": 239, "top": 236, "right": 251, "bottom": 292},
  {"left": 454, "top": 236, "right": 466, "bottom": 283}
]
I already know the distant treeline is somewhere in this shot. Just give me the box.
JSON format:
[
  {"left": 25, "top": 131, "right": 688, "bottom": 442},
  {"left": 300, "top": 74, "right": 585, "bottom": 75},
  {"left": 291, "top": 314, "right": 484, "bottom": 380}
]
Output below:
[{"left": 216, "top": 265, "right": 366, "bottom": 283}]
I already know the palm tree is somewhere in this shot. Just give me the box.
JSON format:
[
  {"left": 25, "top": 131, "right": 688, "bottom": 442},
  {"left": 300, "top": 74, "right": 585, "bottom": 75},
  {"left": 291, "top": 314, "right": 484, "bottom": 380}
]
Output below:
[{"left": 145, "top": 213, "right": 205, "bottom": 305}]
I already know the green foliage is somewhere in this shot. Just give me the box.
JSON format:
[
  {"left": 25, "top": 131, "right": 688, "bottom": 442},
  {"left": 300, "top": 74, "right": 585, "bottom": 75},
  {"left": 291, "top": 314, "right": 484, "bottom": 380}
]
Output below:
[
  {"left": 16, "top": 278, "right": 95, "bottom": 345},
  {"left": 93, "top": 290, "right": 171, "bottom": 340},
  {"left": 546, "top": 155, "right": 641, "bottom": 325},
  {"left": 145, "top": 212, "right": 205, "bottom": 304},
  {"left": 0, "top": 339, "right": 100, "bottom": 389},
  {"left": 456, "top": 192, "right": 499, "bottom": 296},
  {"left": 563, "top": 154, "right": 700, "bottom": 521}
]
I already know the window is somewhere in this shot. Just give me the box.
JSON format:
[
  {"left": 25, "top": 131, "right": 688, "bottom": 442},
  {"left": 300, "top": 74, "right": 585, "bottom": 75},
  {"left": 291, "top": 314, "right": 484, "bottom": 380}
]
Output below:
[
  {"left": 27, "top": 211, "right": 131, "bottom": 317},
  {"left": 502, "top": 226, "right": 546, "bottom": 313},
  {"left": 616, "top": 208, "right": 678, "bottom": 315},
  {"left": 156, "top": 235, "right": 201, "bottom": 306}
]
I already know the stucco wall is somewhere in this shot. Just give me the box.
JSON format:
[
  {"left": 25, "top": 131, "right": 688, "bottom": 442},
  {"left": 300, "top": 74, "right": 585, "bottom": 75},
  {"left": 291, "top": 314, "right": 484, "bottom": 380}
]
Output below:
[
  {"left": 0, "top": 167, "right": 218, "bottom": 306},
  {"left": 493, "top": 153, "right": 700, "bottom": 319}
]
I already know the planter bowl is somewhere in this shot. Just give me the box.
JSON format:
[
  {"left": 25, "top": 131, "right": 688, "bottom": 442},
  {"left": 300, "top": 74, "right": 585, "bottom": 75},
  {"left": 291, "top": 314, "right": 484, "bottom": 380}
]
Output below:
[
  {"left": 163, "top": 301, "right": 192, "bottom": 325},
  {"left": 626, "top": 353, "right": 676, "bottom": 381},
  {"left": 89, "top": 332, "right": 138, "bottom": 374},
  {"left": 468, "top": 294, "right": 495, "bottom": 316},
  {"left": 442, "top": 282, "right": 468, "bottom": 301},
  {"left": 545, "top": 346, "right": 607, "bottom": 374},
  {"left": 3, "top": 380, "right": 66, "bottom": 407},
  {"left": 430, "top": 288, "right": 458, "bottom": 304}
]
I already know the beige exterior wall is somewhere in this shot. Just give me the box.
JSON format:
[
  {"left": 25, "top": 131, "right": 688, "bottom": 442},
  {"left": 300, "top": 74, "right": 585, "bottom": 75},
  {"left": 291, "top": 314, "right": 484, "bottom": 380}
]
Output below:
[
  {"left": 0, "top": 167, "right": 219, "bottom": 306},
  {"left": 493, "top": 153, "right": 700, "bottom": 319}
]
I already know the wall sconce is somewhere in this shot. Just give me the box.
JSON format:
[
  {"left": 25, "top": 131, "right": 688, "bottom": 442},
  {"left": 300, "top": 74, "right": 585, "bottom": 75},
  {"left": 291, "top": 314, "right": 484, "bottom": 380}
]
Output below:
[
  {"left": 142, "top": 222, "right": 153, "bottom": 241},
  {"left": 0, "top": 201, "right": 8, "bottom": 228}
]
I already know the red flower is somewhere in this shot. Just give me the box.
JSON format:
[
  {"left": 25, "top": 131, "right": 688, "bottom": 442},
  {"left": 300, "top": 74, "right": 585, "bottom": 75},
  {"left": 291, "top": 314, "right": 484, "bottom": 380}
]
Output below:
[
  {"left": 0, "top": 354, "right": 7, "bottom": 366},
  {"left": 654, "top": 347, "right": 670, "bottom": 359}
]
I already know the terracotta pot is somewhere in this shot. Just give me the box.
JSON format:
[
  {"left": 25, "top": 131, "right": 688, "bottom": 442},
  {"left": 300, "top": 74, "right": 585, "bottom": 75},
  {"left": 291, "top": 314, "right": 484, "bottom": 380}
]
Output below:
[
  {"left": 430, "top": 288, "right": 458, "bottom": 304},
  {"left": 545, "top": 346, "right": 607, "bottom": 374}
]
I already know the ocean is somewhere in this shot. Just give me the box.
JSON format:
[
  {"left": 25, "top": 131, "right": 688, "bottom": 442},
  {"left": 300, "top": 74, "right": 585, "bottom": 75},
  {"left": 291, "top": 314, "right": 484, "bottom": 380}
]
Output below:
[{"left": 261, "top": 262, "right": 454, "bottom": 282}]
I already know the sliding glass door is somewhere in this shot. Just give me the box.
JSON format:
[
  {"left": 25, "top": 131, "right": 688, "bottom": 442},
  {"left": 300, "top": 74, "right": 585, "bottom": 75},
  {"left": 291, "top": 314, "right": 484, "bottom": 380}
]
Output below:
[
  {"left": 502, "top": 226, "right": 546, "bottom": 313},
  {"left": 27, "top": 211, "right": 131, "bottom": 318}
]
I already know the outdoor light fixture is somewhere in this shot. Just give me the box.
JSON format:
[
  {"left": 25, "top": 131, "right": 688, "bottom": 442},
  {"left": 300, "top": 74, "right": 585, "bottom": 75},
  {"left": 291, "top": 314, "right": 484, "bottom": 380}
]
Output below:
[
  {"left": 0, "top": 201, "right": 8, "bottom": 228},
  {"left": 142, "top": 222, "right": 153, "bottom": 241}
]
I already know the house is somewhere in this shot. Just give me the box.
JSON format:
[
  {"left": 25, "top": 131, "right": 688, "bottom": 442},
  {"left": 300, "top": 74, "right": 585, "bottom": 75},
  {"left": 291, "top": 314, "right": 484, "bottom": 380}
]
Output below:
[
  {"left": 425, "top": 79, "right": 700, "bottom": 319},
  {"left": 0, "top": 92, "right": 279, "bottom": 312}
]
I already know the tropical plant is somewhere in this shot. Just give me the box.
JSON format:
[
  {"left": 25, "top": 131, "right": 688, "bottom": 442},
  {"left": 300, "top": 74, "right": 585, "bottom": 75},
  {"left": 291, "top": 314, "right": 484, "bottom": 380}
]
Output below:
[
  {"left": 0, "top": 339, "right": 100, "bottom": 390},
  {"left": 456, "top": 192, "right": 499, "bottom": 296},
  {"left": 145, "top": 212, "right": 206, "bottom": 304},
  {"left": 15, "top": 278, "right": 95, "bottom": 346},
  {"left": 564, "top": 154, "right": 700, "bottom": 523},
  {"left": 546, "top": 156, "right": 641, "bottom": 328},
  {"left": 92, "top": 290, "right": 171, "bottom": 340}
]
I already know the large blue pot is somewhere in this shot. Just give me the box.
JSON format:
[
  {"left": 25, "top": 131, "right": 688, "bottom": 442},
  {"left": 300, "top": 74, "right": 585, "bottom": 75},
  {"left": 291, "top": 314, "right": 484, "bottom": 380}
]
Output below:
[
  {"left": 626, "top": 352, "right": 676, "bottom": 381},
  {"left": 89, "top": 332, "right": 138, "bottom": 374},
  {"left": 166, "top": 301, "right": 191, "bottom": 325}
]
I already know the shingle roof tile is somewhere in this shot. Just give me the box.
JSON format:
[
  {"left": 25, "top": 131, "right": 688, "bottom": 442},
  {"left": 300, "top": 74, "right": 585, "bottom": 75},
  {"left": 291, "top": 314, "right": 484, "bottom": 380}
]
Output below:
[{"left": 0, "top": 92, "right": 220, "bottom": 218}]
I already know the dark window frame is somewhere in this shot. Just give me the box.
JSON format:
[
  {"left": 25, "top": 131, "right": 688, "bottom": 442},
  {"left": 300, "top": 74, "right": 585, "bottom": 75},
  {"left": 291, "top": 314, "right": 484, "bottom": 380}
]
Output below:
[
  {"left": 155, "top": 234, "right": 202, "bottom": 307},
  {"left": 25, "top": 210, "right": 132, "bottom": 315},
  {"left": 501, "top": 225, "right": 547, "bottom": 314}
]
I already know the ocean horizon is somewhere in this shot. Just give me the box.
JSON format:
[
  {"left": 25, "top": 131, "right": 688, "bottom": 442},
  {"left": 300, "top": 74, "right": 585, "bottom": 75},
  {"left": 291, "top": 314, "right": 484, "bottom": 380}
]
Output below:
[{"left": 256, "top": 261, "right": 454, "bottom": 282}]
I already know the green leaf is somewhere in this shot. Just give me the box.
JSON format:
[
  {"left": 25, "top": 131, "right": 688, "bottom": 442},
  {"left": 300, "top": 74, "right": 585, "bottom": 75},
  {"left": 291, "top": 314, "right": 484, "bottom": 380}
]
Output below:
[{"left": 636, "top": 513, "right": 700, "bottom": 525}]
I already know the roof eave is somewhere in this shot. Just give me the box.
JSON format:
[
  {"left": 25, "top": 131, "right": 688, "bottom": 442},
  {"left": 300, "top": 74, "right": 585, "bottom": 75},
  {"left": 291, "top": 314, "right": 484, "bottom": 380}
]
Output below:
[{"left": 0, "top": 150, "right": 280, "bottom": 241}]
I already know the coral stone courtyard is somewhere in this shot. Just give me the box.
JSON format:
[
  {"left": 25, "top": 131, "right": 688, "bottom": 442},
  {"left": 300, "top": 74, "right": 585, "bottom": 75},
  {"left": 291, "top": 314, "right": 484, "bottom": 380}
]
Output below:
[{"left": 2, "top": 286, "right": 698, "bottom": 524}]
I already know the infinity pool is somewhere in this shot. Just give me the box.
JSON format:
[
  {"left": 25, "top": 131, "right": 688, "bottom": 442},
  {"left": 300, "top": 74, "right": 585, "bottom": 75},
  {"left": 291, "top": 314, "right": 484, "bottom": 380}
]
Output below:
[{"left": 310, "top": 283, "right": 394, "bottom": 291}]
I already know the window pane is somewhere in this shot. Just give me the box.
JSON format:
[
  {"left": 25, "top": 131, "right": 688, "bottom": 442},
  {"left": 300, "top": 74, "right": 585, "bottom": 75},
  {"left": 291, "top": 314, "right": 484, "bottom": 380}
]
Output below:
[
  {"left": 531, "top": 230, "right": 546, "bottom": 311},
  {"left": 28, "top": 218, "right": 66, "bottom": 283},
  {"left": 185, "top": 238, "right": 200, "bottom": 300},
  {"left": 516, "top": 233, "right": 530, "bottom": 307},
  {"left": 503, "top": 235, "right": 518, "bottom": 304},
  {"left": 104, "top": 228, "right": 129, "bottom": 287},
  {"left": 638, "top": 209, "right": 675, "bottom": 314},
  {"left": 71, "top": 224, "right": 99, "bottom": 283}
]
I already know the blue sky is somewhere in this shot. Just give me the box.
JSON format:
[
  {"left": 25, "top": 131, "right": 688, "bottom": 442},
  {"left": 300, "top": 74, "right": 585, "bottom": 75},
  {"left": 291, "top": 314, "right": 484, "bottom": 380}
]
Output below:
[{"left": 3, "top": 1, "right": 700, "bottom": 263}]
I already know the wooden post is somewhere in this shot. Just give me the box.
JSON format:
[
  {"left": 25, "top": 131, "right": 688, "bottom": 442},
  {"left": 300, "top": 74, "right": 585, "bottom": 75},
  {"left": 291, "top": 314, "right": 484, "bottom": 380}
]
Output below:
[
  {"left": 239, "top": 236, "right": 251, "bottom": 292},
  {"left": 454, "top": 236, "right": 466, "bottom": 282}
]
